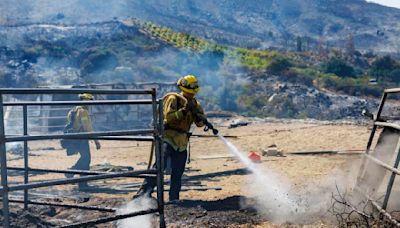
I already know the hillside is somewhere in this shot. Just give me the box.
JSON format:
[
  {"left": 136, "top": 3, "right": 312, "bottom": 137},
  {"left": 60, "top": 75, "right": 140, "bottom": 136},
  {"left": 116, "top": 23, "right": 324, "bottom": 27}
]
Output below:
[
  {"left": 124, "top": 0, "right": 400, "bottom": 53},
  {"left": 1, "top": 0, "right": 400, "bottom": 53},
  {"left": 2, "top": 18, "right": 394, "bottom": 119}
]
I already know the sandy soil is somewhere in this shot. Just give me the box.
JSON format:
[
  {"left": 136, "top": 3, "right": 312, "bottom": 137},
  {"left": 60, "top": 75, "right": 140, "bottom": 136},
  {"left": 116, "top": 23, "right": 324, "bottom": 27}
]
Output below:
[{"left": 3, "top": 118, "right": 381, "bottom": 227}]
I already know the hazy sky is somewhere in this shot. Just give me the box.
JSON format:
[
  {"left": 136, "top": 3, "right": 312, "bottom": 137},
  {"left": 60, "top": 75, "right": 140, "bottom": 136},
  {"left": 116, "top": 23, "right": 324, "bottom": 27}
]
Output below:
[{"left": 367, "top": 0, "right": 400, "bottom": 8}]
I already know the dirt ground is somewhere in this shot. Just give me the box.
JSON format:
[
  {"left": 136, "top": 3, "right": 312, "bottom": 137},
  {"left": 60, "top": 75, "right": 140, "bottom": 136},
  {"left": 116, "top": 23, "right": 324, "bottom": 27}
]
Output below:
[{"left": 2, "top": 118, "right": 383, "bottom": 227}]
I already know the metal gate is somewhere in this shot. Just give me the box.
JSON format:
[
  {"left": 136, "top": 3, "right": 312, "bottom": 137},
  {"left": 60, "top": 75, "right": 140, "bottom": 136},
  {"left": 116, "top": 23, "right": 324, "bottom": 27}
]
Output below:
[
  {"left": 0, "top": 88, "right": 166, "bottom": 227},
  {"left": 356, "top": 88, "right": 400, "bottom": 226}
]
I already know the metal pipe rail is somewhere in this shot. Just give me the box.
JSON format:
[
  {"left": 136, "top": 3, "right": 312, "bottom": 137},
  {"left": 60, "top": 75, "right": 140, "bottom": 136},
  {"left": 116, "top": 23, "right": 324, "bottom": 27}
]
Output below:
[
  {"left": 374, "top": 122, "right": 400, "bottom": 131},
  {"left": 6, "top": 169, "right": 157, "bottom": 192},
  {"left": 364, "top": 154, "right": 400, "bottom": 175},
  {"left": 384, "top": 88, "right": 400, "bottom": 94},
  {"left": 3, "top": 99, "right": 153, "bottom": 106},
  {"left": 96, "top": 136, "right": 154, "bottom": 141},
  {"left": 0, "top": 88, "right": 165, "bottom": 228},
  {"left": 6, "top": 198, "right": 117, "bottom": 212},
  {"left": 5, "top": 129, "right": 154, "bottom": 142},
  {"left": 0, "top": 88, "right": 154, "bottom": 95},
  {"left": 7, "top": 167, "right": 152, "bottom": 178}
]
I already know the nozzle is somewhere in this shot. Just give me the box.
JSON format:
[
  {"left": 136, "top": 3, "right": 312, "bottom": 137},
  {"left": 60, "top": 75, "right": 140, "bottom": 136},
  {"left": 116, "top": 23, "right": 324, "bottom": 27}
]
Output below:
[
  {"left": 204, "top": 120, "right": 218, "bottom": 135},
  {"left": 212, "top": 128, "right": 219, "bottom": 136}
]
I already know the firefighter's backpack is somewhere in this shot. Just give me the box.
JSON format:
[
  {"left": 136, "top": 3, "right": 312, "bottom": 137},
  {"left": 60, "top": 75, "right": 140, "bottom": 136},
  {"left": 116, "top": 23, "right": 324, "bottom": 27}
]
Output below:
[{"left": 60, "top": 107, "right": 82, "bottom": 156}]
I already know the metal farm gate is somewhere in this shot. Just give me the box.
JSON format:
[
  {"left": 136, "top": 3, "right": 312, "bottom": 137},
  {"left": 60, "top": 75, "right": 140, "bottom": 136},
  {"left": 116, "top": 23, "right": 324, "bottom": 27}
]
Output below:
[
  {"left": 30, "top": 83, "right": 176, "bottom": 133},
  {"left": 0, "top": 88, "right": 166, "bottom": 228},
  {"left": 356, "top": 88, "right": 400, "bottom": 227}
]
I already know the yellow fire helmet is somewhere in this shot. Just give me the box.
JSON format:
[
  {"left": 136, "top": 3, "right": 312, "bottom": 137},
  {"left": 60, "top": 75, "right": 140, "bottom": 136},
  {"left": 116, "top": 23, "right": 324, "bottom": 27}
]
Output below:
[
  {"left": 177, "top": 75, "right": 200, "bottom": 94},
  {"left": 78, "top": 93, "right": 94, "bottom": 100}
]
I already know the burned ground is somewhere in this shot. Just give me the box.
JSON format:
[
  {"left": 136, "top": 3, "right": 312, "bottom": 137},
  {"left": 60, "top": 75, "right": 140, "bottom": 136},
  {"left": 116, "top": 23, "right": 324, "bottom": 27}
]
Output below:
[
  {"left": 2, "top": 119, "right": 400, "bottom": 227},
  {"left": 0, "top": 196, "right": 264, "bottom": 227},
  {"left": 165, "top": 196, "right": 263, "bottom": 227}
]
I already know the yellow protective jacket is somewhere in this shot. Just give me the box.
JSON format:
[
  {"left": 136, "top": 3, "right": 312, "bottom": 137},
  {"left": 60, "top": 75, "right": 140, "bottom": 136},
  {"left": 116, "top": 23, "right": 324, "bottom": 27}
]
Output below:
[
  {"left": 163, "top": 92, "right": 206, "bottom": 152},
  {"left": 67, "top": 106, "right": 93, "bottom": 133}
]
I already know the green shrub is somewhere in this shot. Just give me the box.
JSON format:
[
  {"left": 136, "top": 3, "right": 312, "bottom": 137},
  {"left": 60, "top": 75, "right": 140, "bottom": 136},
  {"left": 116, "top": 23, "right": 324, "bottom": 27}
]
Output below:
[
  {"left": 321, "top": 57, "right": 356, "bottom": 78},
  {"left": 267, "top": 56, "right": 292, "bottom": 74}
]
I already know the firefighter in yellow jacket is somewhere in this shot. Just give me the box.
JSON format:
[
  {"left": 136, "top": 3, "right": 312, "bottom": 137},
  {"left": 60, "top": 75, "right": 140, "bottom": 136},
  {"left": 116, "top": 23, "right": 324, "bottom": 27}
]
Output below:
[
  {"left": 66, "top": 93, "right": 101, "bottom": 189},
  {"left": 135, "top": 75, "right": 218, "bottom": 201}
]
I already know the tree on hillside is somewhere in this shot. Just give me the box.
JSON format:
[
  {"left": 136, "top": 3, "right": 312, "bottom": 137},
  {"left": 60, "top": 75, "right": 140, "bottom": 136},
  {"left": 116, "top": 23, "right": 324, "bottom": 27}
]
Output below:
[
  {"left": 370, "top": 55, "right": 397, "bottom": 82},
  {"left": 321, "top": 57, "right": 356, "bottom": 78},
  {"left": 345, "top": 33, "right": 355, "bottom": 58},
  {"left": 267, "top": 56, "right": 292, "bottom": 75},
  {"left": 296, "top": 36, "right": 302, "bottom": 52}
]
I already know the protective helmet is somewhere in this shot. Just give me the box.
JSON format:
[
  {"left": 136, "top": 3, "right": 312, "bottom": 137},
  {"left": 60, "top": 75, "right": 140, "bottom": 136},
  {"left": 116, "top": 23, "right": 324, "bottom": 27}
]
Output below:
[
  {"left": 78, "top": 93, "right": 94, "bottom": 100},
  {"left": 177, "top": 75, "right": 200, "bottom": 94}
]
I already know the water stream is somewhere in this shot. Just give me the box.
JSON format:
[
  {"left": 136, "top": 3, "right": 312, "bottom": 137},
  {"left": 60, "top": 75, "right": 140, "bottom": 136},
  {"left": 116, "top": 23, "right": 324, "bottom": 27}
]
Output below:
[{"left": 218, "top": 135, "right": 301, "bottom": 222}]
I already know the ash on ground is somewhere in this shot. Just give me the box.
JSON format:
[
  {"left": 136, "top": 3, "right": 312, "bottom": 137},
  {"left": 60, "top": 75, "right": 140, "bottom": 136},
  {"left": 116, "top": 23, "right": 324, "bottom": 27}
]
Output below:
[{"left": 0, "top": 196, "right": 264, "bottom": 227}]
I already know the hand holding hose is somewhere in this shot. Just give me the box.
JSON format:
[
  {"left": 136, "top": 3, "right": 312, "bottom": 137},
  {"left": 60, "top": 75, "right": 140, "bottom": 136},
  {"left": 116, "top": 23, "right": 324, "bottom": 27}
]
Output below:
[
  {"left": 204, "top": 120, "right": 219, "bottom": 135},
  {"left": 185, "top": 99, "right": 218, "bottom": 135}
]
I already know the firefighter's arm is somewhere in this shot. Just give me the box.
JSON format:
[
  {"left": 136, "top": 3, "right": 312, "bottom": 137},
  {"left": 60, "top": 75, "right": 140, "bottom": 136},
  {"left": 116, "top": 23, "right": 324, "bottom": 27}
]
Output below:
[
  {"left": 193, "top": 101, "right": 219, "bottom": 135},
  {"left": 193, "top": 101, "right": 206, "bottom": 127},
  {"left": 164, "top": 95, "right": 187, "bottom": 123}
]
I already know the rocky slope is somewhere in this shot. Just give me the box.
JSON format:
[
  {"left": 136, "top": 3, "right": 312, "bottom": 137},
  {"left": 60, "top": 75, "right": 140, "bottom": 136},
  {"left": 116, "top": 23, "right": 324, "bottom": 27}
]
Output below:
[
  {"left": 241, "top": 76, "right": 378, "bottom": 119},
  {"left": 1, "top": 0, "right": 400, "bottom": 53}
]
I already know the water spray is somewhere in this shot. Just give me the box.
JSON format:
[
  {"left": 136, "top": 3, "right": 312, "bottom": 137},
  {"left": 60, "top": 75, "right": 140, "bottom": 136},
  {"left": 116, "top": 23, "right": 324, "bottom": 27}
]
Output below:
[
  {"left": 218, "top": 135, "right": 300, "bottom": 222},
  {"left": 217, "top": 134, "right": 361, "bottom": 224}
]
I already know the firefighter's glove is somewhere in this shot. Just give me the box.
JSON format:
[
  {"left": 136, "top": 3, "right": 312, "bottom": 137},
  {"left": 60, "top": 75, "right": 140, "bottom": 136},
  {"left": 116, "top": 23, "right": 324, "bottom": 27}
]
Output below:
[{"left": 204, "top": 121, "right": 219, "bottom": 136}]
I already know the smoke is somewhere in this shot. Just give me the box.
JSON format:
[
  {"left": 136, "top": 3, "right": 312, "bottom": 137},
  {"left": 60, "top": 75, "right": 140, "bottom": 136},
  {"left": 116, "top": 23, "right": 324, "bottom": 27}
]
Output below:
[
  {"left": 0, "top": 1, "right": 134, "bottom": 25},
  {"left": 219, "top": 135, "right": 361, "bottom": 224},
  {"left": 254, "top": 162, "right": 360, "bottom": 224},
  {"left": 117, "top": 196, "right": 157, "bottom": 228},
  {"left": 0, "top": 0, "right": 250, "bottom": 113}
]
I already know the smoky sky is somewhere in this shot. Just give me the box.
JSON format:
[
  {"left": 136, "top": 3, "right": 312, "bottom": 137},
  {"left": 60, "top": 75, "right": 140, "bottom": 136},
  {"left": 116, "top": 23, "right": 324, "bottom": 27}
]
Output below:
[
  {"left": 366, "top": 0, "right": 400, "bottom": 9},
  {"left": 0, "top": 1, "right": 151, "bottom": 24}
]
